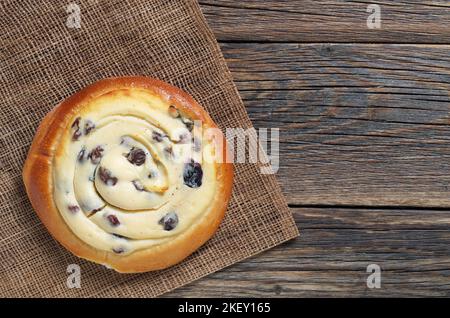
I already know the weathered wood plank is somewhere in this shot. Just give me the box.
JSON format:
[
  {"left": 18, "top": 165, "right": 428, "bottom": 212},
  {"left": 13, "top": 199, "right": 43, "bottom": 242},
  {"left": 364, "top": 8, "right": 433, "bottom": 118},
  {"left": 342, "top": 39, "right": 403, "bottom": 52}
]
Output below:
[
  {"left": 200, "top": 0, "right": 450, "bottom": 44},
  {"left": 165, "top": 207, "right": 450, "bottom": 297},
  {"left": 220, "top": 43, "right": 450, "bottom": 207},
  {"left": 182, "top": 1, "right": 450, "bottom": 299}
]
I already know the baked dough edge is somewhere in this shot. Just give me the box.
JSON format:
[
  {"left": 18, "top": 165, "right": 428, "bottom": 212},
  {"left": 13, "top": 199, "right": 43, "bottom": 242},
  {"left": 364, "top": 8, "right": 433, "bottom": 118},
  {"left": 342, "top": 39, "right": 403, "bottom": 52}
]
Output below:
[{"left": 22, "top": 76, "right": 234, "bottom": 273}]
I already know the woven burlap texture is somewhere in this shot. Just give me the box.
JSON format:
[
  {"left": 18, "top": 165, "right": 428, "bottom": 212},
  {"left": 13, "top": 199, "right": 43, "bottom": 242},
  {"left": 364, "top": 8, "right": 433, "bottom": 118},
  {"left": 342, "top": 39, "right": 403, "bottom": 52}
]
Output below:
[{"left": 0, "top": 0, "right": 299, "bottom": 297}]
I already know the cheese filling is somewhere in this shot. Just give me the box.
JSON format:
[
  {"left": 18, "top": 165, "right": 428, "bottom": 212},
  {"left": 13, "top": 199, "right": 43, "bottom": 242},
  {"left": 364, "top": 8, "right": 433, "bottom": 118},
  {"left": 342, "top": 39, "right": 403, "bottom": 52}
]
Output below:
[{"left": 52, "top": 89, "right": 217, "bottom": 255}]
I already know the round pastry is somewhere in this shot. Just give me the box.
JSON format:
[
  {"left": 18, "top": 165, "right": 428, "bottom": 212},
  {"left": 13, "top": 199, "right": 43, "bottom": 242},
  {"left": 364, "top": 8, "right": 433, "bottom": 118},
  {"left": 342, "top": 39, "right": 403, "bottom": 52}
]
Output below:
[{"left": 23, "top": 76, "right": 233, "bottom": 273}]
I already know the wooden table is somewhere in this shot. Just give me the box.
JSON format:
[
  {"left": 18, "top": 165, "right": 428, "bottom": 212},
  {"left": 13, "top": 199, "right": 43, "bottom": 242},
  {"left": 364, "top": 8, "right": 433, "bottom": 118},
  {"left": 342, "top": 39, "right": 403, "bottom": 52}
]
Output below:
[{"left": 167, "top": 1, "right": 450, "bottom": 297}]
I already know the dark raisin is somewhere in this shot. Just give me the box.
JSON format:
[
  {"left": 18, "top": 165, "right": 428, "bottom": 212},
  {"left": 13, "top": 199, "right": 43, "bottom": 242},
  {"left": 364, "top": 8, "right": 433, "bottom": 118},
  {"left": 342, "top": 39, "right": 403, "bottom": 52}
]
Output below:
[
  {"left": 71, "top": 117, "right": 81, "bottom": 129},
  {"left": 88, "top": 146, "right": 104, "bottom": 164},
  {"left": 71, "top": 117, "right": 82, "bottom": 141},
  {"left": 164, "top": 146, "right": 173, "bottom": 157},
  {"left": 158, "top": 212, "right": 178, "bottom": 231},
  {"left": 106, "top": 214, "right": 120, "bottom": 226},
  {"left": 84, "top": 120, "right": 95, "bottom": 135},
  {"left": 183, "top": 161, "right": 203, "bottom": 188},
  {"left": 77, "top": 147, "right": 86, "bottom": 162},
  {"left": 68, "top": 205, "right": 80, "bottom": 214},
  {"left": 178, "top": 132, "right": 190, "bottom": 144},
  {"left": 98, "top": 166, "right": 118, "bottom": 186},
  {"left": 72, "top": 129, "right": 82, "bottom": 141},
  {"left": 126, "top": 147, "right": 146, "bottom": 166},
  {"left": 182, "top": 118, "right": 194, "bottom": 131},
  {"left": 132, "top": 180, "right": 145, "bottom": 191},
  {"left": 112, "top": 247, "right": 125, "bottom": 254},
  {"left": 168, "top": 105, "right": 180, "bottom": 118},
  {"left": 90, "top": 207, "right": 103, "bottom": 214},
  {"left": 152, "top": 131, "right": 165, "bottom": 142},
  {"left": 120, "top": 136, "right": 132, "bottom": 145}
]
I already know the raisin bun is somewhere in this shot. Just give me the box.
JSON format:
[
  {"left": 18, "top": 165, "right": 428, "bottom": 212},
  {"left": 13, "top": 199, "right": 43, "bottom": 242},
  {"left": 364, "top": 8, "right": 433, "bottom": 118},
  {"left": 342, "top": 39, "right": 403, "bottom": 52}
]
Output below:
[{"left": 23, "top": 77, "right": 233, "bottom": 273}]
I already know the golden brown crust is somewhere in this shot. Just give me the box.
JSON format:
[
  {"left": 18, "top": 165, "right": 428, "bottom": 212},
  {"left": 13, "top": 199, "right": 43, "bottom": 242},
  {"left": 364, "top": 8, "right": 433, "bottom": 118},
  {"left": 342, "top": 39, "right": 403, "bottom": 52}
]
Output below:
[{"left": 23, "top": 76, "right": 234, "bottom": 273}]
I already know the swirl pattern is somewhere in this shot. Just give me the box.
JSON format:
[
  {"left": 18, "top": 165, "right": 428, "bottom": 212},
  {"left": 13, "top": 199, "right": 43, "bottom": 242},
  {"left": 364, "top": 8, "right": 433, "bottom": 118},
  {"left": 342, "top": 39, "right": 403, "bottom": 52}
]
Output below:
[{"left": 53, "top": 87, "right": 219, "bottom": 256}]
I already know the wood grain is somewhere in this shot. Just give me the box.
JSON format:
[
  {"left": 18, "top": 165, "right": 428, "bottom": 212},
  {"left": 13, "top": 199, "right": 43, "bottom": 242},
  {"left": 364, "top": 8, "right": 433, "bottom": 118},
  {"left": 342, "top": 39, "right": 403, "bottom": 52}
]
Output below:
[
  {"left": 192, "top": 1, "right": 450, "bottom": 298},
  {"left": 166, "top": 207, "right": 450, "bottom": 297},
  {"left": 200, "top": 0, "right": 450, "bottom": 44},
  {"left": 220, "top": 43, "right": 450, "bottom": 207}
]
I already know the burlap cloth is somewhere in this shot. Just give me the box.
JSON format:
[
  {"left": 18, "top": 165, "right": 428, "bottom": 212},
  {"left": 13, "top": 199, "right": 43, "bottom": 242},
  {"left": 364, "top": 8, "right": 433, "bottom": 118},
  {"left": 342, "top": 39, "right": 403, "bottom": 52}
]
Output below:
[{"left": 0, "top": 0, "right": 299, "bottom": 297}]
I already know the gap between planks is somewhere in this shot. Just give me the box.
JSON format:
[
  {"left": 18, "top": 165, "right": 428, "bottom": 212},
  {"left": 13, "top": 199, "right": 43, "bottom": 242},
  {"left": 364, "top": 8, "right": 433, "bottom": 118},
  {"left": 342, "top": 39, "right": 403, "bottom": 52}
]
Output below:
[
  {"left": 288, "top": 204, "right": 450, "bottom": 211},
  {"left": 219, "top": 40, "right": 450, "bottom": 46}
]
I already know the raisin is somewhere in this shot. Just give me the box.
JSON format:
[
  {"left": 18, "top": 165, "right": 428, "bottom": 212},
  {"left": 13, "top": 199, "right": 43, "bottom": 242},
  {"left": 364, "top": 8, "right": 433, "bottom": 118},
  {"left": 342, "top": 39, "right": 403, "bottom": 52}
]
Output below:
[
  {"left": 112, "top": 247, "right": 125, "bottom": 254},
  {"left": 164, "top": 146, "right": 173, "bottom": 158},
  {"left": 88, "top": 146, "right": 103, "bottom": 163},
  {"left": 84, "top": 120, "right": 95, "bottom": 135},
  {"left": 68, "top": 205, "right": 80, "bottom": 214},
  {"left": 126, "top": 147, "right": 146, "bottom": 166},
  {"left": 71, "top": 117, "right": 81, "bottom": 129},
  {"left": 178, "top": 132, "right": 191, "bottom": 144},
  {"left": 152, "top": 131, "right": 165, "bottom": 142},
  {"left": 182, "top": 118, "right": 194, "bottom": 131},
  {"left": 183, "top": 161, "right": 203, "bottom": 188},
  {"left": 72, "top": 129, "right": 82, "bottom": 141},
  {"left": 106, "top": 214, "right": 120, "bottom": 226},
  {"left": 132, "top": 180, "right": 145, "bottom": 191},
  {"left": 120, "top": 136, "right": 133, "bottom": 146},
  {"left": 98, "top": 166, "right": 118, "bottom": 186},
  {"left": 168, "top": 105, "right": 180, "bottom": 118},
  {"left": 158, "top": 212, "right": 178, "bottom": 231},
  {"left": 77, "top": 147, "right": 86, "bottom": 162},
  {"left": 88, "top": 146, "right": 104, "bottom": 164},
  {"left": 71, "top": 117, "right": 82, "bottom": 141},
  {"left": 90, "top": 207, "right": 103, "bottom": 214}
]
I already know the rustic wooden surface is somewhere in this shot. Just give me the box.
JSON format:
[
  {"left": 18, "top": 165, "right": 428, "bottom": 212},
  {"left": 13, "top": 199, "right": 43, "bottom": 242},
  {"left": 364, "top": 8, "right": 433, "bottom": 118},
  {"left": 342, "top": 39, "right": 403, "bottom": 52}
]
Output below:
[
  {"left": 199, "top": 0, "right": 450, "bottom": 43},
  {"left": 167, "top": 1, "right": 450, "bottom": 297}
]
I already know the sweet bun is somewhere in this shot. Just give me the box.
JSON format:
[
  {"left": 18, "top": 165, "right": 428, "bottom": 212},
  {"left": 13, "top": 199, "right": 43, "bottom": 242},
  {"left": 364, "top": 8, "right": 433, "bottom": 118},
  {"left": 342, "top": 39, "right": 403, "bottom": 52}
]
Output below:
[{"left": 23, "top": 76, "right": 234, "bottom": 273}]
